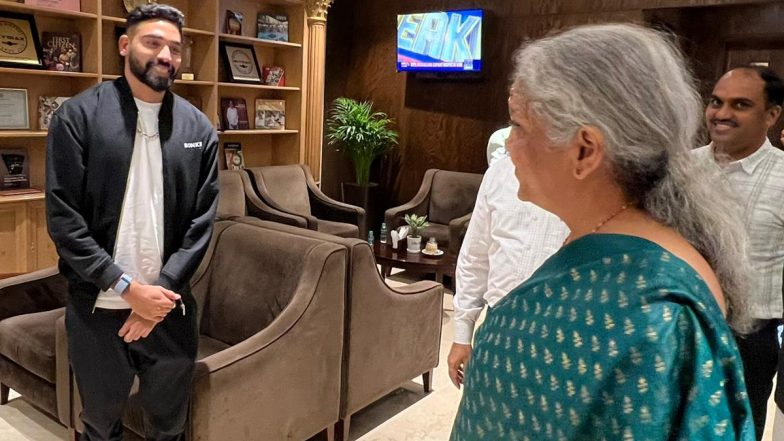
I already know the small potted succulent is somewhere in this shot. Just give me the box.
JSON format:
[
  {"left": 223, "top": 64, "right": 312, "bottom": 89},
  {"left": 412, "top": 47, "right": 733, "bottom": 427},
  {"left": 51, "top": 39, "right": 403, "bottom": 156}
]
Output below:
[{"left": 404, "top": 213, "right": 429, "bottom": 253}]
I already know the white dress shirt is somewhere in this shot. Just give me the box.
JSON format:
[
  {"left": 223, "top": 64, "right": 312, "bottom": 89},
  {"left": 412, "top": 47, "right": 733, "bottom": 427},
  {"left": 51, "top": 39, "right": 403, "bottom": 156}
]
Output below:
[
  {"left": 453, "top": 156, "right": 569, "bottom": 344},
  {"left": 694, "top": 139, "right": 784, "bottom": 319},
  {"left": 94, "top": 98, "right": 164, "bottom": 309}
]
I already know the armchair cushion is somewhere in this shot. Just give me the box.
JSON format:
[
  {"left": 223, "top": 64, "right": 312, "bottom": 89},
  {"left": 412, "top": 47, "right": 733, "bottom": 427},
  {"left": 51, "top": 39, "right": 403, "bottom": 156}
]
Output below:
[
  {"left": 200, "top": 223, "right": 322, "bottom": 346},
  {"left": 0, "top": 307, "right": 65, "bottom": 383},
  {"left": 428, "top": 170, "right": 482, "bottom": 225},
  {"left": 318, "top": 219, "right": 360, "bottom": 238},
  {"left": 253, "top": 166, "right": 311, "bottom": 217}
]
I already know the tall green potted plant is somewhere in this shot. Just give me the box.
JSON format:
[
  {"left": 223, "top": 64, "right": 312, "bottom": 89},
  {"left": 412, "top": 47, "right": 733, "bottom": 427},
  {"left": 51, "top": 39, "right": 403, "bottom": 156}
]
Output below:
[{"left": 326, "top": 98, "right": 398, "bottom": 234}]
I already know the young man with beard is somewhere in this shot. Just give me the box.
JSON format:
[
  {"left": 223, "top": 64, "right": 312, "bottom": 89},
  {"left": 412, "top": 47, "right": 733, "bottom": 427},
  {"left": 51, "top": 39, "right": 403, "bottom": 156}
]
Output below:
[
  {"left": 694, "top": 66, "right": 784, "bottom": 440},
  {"left": 45, "top": 4, "right": 218, "bottom": 440}
]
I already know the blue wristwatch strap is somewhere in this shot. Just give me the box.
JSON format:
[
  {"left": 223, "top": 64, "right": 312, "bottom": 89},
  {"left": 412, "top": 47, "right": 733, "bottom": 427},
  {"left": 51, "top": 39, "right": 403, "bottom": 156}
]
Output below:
[{"left": 113, "top": 273, "right": 133, "bottom": 295}]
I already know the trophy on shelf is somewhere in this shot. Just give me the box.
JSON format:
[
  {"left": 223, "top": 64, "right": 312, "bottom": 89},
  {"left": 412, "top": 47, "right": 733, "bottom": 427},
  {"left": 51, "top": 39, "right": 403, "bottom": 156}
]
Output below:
[
  {"left": 180, "top": 35, "right": 194, "bottom": 81},
  {"left": 123, "top": 0, "right": 157, "bottom": 13}
]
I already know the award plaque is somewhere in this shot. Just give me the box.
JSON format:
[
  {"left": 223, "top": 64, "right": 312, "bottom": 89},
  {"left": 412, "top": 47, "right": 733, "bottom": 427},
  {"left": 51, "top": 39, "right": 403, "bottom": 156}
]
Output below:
[
  {"left": 0, "top": 13, "right": 43, "bottom": 69},
  {"left": 220, "top": 43, "right": 261, "bottom": 84},
  {"left": 0, "top": 88, "right": 29, "bottom": 130}
]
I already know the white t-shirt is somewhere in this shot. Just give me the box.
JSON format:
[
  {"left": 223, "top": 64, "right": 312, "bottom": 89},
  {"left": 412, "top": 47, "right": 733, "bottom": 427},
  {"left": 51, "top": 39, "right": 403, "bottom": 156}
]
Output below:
[{"left": 95, "top": 98, "right": 164, "bottom": 309}]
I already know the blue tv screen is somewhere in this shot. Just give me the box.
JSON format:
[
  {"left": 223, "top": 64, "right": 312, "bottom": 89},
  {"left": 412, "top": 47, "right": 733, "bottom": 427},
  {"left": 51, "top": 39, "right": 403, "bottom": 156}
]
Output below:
[{"left": 397, "top": 9, "right": 483, "bottom": 72}]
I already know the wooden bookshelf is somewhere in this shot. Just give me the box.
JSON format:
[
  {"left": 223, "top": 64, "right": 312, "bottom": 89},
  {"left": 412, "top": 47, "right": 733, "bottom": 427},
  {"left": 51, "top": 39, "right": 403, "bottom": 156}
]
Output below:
[{"left": 0, "top": 0, "right": 312, "bottom": 273}]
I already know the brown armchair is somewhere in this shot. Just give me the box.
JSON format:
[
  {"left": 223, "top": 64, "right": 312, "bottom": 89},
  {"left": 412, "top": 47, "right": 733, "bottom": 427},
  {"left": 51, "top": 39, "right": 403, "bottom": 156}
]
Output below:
[
  {"left": 385, "top": 169, "right": 483, "bottom": 254},
  {"left": 235, "top": 217, "right": 443, "bottom": 441},
  {"left": 0, "top": 267, "right": 71, "bottom": 428},
  {"left": 217, "top": 169, "right": 306, "bottom": 229},
  {"left": 64, "top": 221, "right": 347, "bottom": 441},
  {"left": 245, "top": 165, "right": 365, "bottom": 238}
]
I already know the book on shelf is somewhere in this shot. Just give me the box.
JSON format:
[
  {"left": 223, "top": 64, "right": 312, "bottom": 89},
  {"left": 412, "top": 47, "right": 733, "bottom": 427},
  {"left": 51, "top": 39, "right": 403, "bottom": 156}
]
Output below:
[
  {"left": 0, "top": 148, "right": 30, "bottom": 190},
  {"left": 39, "top": 96, "right": 70, "bottom": 130},
  {"left": 262, "top": 66, "right": 285, "bottom": 87},
  {"left": 220, "top": 97, "right": 250, "bottom": 130},
  {"left": 255, "top": 99, "right": 285, "bottom": 130},
  {"left": 223, "top": 142, "right": 244, "bottom": 170},
  {"left": 24, "top": 0, "right": 80, "bottom": 11},
  {"left": 42, "top": 32, "right": 81, "bottom": 72},
  {"left": 257, "top": 13, "right": 288, "bottom": 42}
]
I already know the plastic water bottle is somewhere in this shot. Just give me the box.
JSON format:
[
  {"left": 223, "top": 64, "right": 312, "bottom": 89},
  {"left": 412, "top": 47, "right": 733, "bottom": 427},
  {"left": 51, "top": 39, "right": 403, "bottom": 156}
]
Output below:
[
  {"left": 379, "top": 222, "right": 388, "bottom": 243},
  {"left": 368, "top": 230, "right": 375, "bottom": 245}
]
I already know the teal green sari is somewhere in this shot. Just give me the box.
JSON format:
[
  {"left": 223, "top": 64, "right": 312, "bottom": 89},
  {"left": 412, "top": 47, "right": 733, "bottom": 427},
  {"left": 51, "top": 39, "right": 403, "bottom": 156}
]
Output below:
[{"left": 451, "top": 234, "right": 754, "bottom": 441}]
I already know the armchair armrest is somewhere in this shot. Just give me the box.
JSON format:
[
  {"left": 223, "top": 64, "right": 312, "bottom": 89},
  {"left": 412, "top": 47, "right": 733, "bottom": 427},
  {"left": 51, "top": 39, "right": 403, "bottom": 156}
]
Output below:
[
  {"left": 0, "top": 267, "right": 67, "bottom": 321},
  {"left": 240, "top": 170, "right": 311, "bottom": 229},
  {"left": 55, "top": 315, "right": 73, "bottom": 428},
  {"left": 384, "top": 169, "right": 438, "bottom": 230},
  {"left": 301, "top": 165, "right": 365, "bottom": 230},
  {"left": 342, "top": 243, "right": 443, "bottom": 415},
  {"left": 448, "top": 212, "right": 473, "bottom": 254}
]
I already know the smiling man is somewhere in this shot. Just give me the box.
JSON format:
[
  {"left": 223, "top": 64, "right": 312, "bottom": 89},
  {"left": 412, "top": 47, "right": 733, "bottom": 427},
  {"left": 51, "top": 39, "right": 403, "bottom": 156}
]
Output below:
[
  {"left": 695, "top": 66, "right": 784, "bottom": 440},
  {"left": 45, "top": 4, "right": 218, "bottom": 440}
]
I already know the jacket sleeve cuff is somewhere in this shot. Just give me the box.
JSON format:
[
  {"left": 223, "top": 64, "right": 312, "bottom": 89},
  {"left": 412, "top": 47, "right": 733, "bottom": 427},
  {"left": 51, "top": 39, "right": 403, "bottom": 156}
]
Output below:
[
  {"left": 97, "top": 264, "right": 124, "bottom": 292},
  {"left": 453, "top": 319, "right": 477, "bottom": 345},
  {"left": 155, "top": 272, "right": 178, "bottom": 291}
]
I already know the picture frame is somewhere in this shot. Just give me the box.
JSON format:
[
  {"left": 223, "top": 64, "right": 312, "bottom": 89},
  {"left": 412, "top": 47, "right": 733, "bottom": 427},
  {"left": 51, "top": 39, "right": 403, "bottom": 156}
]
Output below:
[
  {"left": 219, "top": 97, "right": 249, "bottom": 130},
  {"left": 0, "top": 12, "right": 44, "bottom": 69},
  {"left": 220, "top": 43, "right": 261, "bottom": 84},
  {"left": 0, "top": 88, "right": 29, "bottom": 130}
]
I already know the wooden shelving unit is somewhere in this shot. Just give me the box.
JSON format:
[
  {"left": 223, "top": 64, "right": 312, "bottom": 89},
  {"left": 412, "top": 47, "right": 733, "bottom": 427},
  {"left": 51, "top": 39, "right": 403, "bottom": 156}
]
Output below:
[{"left": 0, "top": 0, "right": 310, "bottom": 273}]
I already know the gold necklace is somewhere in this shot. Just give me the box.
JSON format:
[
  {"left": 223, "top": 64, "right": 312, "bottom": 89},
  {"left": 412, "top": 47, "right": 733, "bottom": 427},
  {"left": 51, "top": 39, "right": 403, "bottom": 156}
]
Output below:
[{"left": 562, "top": 203, "right": 630, "bottom": 246}]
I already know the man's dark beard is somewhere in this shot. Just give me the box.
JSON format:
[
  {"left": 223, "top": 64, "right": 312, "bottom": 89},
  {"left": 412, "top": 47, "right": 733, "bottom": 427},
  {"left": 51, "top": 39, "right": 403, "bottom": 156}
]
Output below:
[{"left": 129, "top": 53, "right": 177, "bottom": 92}]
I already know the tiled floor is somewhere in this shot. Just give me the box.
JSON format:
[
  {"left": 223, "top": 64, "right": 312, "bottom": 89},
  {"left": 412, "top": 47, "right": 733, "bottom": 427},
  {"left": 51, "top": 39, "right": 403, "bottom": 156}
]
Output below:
[{"left": 0, "top": 272, "right": 780, "bottom": 440}]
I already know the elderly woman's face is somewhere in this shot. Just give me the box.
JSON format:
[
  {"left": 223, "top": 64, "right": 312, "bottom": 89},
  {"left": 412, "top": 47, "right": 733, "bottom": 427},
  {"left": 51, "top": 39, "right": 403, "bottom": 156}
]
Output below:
[{"left": 506, "top": 93, "right": 574, "bottom": 211}]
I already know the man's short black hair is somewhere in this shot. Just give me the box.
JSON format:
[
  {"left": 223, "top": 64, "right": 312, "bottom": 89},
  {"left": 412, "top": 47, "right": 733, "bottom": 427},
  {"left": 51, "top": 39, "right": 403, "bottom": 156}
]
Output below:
[
  {"left": 126, "top": 4, "right": 184, "bottom": 35},
  {"left": 743, "top": 66, "right": 784, "bottom": 108}
]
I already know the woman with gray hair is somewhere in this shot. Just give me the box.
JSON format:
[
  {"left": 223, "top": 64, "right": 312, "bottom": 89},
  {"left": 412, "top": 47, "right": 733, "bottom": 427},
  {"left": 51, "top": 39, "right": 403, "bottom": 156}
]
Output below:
[{"left": 450, "top": 24, "right": 755, "bottom": 440}]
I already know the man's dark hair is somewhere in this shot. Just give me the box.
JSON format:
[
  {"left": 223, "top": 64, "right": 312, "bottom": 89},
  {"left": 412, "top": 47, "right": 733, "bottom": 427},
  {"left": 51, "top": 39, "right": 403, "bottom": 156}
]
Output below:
[
  {"left": 126, "top": 4, "right": 184, "bottom": 35},
  {"left": 744, "top": 66, "right": 784, "bottom": 108}
]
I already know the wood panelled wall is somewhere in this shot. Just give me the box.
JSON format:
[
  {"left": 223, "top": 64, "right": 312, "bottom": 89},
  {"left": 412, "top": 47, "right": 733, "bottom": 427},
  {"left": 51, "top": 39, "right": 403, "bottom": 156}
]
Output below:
[{"left": 322, "top": 0, "right": 779, "bottom": 209}]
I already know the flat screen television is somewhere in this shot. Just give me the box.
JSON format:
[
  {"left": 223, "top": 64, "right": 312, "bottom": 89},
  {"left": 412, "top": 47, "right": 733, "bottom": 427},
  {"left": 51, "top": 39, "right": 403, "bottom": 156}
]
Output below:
[{"left": 396, "top": 9, "right": 483, "bottom": 73}]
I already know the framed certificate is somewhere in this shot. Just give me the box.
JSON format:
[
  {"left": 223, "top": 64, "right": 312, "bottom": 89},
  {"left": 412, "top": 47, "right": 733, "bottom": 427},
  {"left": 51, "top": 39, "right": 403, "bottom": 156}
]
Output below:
[
  {"left": 0, "top": 13, "right": 43, "bottom": 69},
  {"left": 0, "top": 88, "right": 29, "bottom": 130},
  {"left": 221, "top": 43, "right": 261, "bottom": 84}
]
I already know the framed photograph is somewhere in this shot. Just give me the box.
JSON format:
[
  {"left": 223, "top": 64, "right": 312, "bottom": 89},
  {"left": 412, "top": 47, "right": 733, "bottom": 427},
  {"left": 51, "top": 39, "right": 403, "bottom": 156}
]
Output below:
[
  {"left": 24, "top": 0, "right": 80, "bottom": 11},
  {"left": 0, "top": 88, "right": 29, "bottom": 130},
  {"left": 254, "top": 99, "right": 285, "bottom": 130},
  {"left": 0, "top": 12, "right": 44, "bottom": 69},
  {"left": 0, "top": 148, "right": 30, "bottom": 190},
  {"left": 220, "top": 97, "right": 249, "bottom": 130},
  {"left": 124, "top": 0, "right": 156, "bottom": 13},
  {"left": 225, "top": 10, "right": 243, "bottom": 35},
  {"left": 221, "top": 43, "right": 261, "bottom": 84}
]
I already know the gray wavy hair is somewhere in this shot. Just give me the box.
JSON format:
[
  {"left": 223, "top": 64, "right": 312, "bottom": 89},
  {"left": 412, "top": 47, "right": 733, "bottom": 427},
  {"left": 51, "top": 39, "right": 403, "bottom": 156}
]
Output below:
[{"left": 512, "top": 23, "right": 753, "bottom": 333}]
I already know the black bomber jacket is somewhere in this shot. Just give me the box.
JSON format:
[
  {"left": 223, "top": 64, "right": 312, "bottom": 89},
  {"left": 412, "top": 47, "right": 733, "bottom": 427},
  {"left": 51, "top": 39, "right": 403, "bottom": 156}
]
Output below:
[{"left": 45, "top": 77, "right": 219, "bottom": 303}]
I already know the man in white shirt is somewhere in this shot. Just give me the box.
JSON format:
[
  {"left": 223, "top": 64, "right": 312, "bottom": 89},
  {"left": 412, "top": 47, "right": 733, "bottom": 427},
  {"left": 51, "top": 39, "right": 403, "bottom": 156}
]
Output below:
[
  {"left": 46, "top": 5, "right": 218, "bottom": 440},
  {"left": 447, "top": 129, "right": 569, "bottom": 388},
  {"left": 694, "top": 66, "right": 784, "bottom": 440}
]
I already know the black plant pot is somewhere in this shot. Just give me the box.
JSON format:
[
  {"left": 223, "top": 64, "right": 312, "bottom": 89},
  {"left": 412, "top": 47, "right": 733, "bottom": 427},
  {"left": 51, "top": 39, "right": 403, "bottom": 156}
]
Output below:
[{"left": 341, "top": 182, "right": 379, "bottom": 239}]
